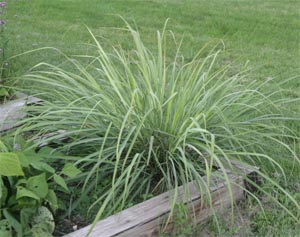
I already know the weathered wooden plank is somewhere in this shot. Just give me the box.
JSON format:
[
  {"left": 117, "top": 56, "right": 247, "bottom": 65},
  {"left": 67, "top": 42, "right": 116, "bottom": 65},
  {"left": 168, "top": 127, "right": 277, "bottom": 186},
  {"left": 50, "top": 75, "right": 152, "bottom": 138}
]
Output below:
[
  {"left": 0, "top": 95, "right": 41, "bottom": 132},
  {"left": 64, "top": 165, "right": 257, "bottom": 237},
  {"left": 118, "top": 176, "right": 245, "bottom": 237}
]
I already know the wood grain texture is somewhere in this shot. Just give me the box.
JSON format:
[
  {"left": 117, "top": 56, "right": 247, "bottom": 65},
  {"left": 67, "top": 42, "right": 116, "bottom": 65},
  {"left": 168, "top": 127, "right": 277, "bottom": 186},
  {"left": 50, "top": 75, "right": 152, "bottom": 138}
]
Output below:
[
  {"left": 65, "top": 166, "right": 257, "bottom": 237},
  {"left": 0, "top": 95, "right": 41, "bottom": 132}
]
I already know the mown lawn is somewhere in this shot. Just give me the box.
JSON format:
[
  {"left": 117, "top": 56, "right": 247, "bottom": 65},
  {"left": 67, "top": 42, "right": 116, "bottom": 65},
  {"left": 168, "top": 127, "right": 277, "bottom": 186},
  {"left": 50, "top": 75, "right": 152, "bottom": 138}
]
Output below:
[
  {"left": 7, "top": 0, "right": 300, "bottom": 82},
  {"left": 5, "top": 0, "right": 300, "bottom": 236}
]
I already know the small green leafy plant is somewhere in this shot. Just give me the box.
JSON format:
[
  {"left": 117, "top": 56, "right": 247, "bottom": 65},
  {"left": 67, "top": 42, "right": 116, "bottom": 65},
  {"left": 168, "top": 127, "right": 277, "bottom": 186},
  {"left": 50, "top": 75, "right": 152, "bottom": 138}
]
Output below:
[{"left": 0, "top": 137, "right": 80, "bottom": 237}]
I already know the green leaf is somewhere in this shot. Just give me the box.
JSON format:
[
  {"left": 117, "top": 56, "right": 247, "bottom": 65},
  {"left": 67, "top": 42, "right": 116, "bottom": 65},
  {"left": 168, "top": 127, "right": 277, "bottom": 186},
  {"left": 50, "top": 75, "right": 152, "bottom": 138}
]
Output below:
[
  {"left": 61, "top": 163, "right": 81, "bottom": 178},
  {"left": 0, "top": 88, "right": 9, "bottom": 97},
  {"left": 31, "top": 206, "right": 55, "bottom": 235},
  {"left": 16, "top": 187, "right": 40, "bottom": 201},
  {"left": 16, "top": 152, "right": 30, "bottom": 168},
  {"left": 37, "top": 147, "right": 55, "bottom": 156},
  {"left": 3, "top": 210, "right": 23, "bottom": 237},
  {"left": 11, "top": 137, "right": 27, "bottom": 150},
  {"left": 40, "top": 163, "right": 55, "bottom": 174},
  {"left": 20, "top": 207, "right": 37, "bottom": 231},
  {"left": 53, "top": 174, "right": 69, "bottom": 193},
  {"left": 15, "top": 178, "right": 27, "bottom": 186},
  {"left": 18, "top": 151, "right": 55, "bottom": 174},
  {"left": 46, "top": 190, "right": 58, "bottom": 212},
  {"left": 7, "top": 193, "right": 17, "bottom": 208},
  {"left": 22, "top": 151, "right": 41, "bottom": 165},
  {"left": 0, "top": 153, "right": 24, "bottom": 176},
  {"left": 26, "top": 173, "right": 48, "bottom": 199},
  {"left": 17, "top": 198, "right": 37, "bottom": 209},
  {"left": 0, "top": 141, "right": 8, "bottom": 152},
  {"left": 0, "top": 179, "right": 8, "bottom": 206},
  {"left": 0, "top": 220, "right": 12, "bottom": 237},
  {"left": 30, "top": 161, "right": 55, "bottom": 174},
  {"left": 31, "top": 227, "right": 53, "bottom": 237}
]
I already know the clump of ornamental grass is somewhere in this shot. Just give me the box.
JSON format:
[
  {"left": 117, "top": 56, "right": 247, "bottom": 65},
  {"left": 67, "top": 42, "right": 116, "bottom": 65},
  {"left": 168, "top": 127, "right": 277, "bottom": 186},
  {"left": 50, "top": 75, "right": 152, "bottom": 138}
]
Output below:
[{"left": 17, "top": 21, "right": 300, "bottom": 231}]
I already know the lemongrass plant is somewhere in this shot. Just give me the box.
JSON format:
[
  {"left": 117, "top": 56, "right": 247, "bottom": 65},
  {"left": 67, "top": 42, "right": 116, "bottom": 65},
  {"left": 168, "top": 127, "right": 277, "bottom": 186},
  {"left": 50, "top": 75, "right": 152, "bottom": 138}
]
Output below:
[{"left": 17, "top": 21, "right": 300, "bottom": 230}]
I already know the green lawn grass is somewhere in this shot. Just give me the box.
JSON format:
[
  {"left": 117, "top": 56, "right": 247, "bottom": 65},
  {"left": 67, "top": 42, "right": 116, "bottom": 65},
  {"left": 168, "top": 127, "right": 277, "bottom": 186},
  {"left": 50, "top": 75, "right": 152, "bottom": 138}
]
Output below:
[
  {"left": 5, "top": 0, "right": 300, "bottom": 236},
  {"left": 7, "top": 0, "right": 300, "bottom": 83}
]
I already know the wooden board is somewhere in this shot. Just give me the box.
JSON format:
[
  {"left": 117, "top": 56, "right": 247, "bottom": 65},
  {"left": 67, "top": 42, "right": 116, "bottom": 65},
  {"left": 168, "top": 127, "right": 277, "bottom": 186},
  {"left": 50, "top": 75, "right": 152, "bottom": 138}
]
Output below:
[
  {"left": 0, "top": 94, "right": 41, "bottom": 133},
  {"left": 64, "top": 165, "right": 257, "bottom": 237}
]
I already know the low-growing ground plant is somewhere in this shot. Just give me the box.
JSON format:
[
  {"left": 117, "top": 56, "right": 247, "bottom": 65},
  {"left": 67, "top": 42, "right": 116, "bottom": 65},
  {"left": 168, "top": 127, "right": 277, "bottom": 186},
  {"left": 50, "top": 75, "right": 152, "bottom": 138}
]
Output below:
[
  {"left": 17, "top": 21, "right": 300, "bottom": 233},
  {"left": 0, "top": 136, "right": 80, "bottom": 237}
]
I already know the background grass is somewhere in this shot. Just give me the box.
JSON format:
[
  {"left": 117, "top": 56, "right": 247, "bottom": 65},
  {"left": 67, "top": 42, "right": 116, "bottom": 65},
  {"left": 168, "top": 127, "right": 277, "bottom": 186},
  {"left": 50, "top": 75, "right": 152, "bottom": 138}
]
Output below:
[
  {"left": 7, "top": 0, "right": 300, "bottom": 83},
  {"left": 5, "top": 0, "right": 300, "bottom": 236}
]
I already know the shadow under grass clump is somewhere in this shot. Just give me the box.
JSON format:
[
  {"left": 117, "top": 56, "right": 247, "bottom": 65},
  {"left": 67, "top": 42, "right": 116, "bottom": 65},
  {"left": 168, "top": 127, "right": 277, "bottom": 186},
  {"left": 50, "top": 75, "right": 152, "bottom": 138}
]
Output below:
[{"left": 16, "top": 20, "right": 300, "bottom": 233}]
